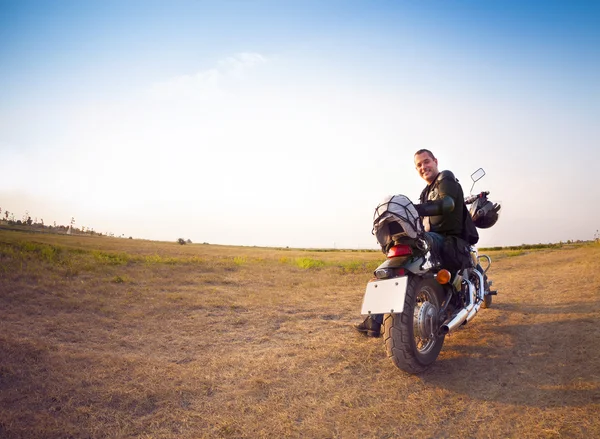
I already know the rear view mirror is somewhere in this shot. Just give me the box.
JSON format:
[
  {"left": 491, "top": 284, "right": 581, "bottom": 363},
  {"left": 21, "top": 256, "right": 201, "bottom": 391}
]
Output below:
[
  {"left": 469, "top": 168, "right": 485, "bottom": 194},
  {"left": 471, "top": 168, "right": 486, "bottom": 182}
]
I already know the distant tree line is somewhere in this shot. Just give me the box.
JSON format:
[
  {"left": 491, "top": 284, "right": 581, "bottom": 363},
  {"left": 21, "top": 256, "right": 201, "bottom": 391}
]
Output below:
[{"left": 0, "top": 207, "right": 112, "bottom": 237}]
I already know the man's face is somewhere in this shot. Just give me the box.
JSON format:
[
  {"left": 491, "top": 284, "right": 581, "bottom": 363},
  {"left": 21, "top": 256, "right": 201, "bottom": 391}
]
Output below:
[{"left": 414, "top": 152, "right": 439, "bottom": 184}]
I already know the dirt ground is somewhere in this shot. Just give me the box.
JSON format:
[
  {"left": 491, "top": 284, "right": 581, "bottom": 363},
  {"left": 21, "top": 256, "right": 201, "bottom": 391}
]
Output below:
[{"left": 1, "top": 231, "right": 599, "bottom": 438}]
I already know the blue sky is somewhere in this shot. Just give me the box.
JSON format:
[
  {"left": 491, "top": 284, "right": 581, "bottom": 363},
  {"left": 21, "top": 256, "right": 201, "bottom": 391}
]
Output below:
[{"left": 1, "top": 0, "right": 599, "bottom": 247}]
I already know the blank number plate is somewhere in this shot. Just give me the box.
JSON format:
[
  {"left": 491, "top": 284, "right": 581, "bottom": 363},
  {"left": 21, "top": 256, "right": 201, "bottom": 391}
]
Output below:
[{"left": 360, "top": 277, "right": 408, "bottom": 315}]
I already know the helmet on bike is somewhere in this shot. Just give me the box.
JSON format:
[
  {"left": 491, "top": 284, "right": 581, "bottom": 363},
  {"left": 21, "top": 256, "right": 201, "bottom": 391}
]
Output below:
[{"left": 470, "top": 198, "right": 501, "bottom": 229}]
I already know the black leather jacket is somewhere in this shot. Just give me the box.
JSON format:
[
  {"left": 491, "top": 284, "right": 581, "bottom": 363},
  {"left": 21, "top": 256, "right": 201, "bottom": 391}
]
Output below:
[{"left": 416, "top": 170, "right": 465, "bottom": 236}]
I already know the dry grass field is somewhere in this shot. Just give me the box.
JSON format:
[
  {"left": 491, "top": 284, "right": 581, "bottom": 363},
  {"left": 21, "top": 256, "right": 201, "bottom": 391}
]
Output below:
[{"left": 1, "top": 230, "right": 599, "bottom": 439}]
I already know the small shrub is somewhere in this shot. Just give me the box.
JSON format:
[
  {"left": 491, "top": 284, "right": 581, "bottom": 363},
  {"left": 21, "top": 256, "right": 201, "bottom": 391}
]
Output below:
[
  {"left": 337, "top": 260, "right": 379, "bottom": 274},
  {"left": 339, "top": 261, "right": 364, "bottom": 273},
  {"left": 295, "top": 257, "right": 325, "bottom": 269},
  {"left": 92, "top": 251, "right": 130, "bottom": 265},
  {"left": 144, "top": 254, "right": 164, "bottom": 264},
  {"left": 40, "top": 246, "right": 59, "bottom": 263},
  {"left": 177, "top": 238, "right": 186, "bottom": 245}
]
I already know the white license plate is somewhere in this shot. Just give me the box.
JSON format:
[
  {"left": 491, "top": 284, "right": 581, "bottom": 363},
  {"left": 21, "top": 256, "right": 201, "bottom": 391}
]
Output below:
[{"left": 360, "top": 276, "right": 408, "bottom": 315}]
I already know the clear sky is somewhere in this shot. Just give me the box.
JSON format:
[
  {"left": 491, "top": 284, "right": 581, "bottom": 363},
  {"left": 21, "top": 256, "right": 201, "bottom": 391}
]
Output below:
[{"left": 1, "top": 0, "right": 599, "bottom": 248}]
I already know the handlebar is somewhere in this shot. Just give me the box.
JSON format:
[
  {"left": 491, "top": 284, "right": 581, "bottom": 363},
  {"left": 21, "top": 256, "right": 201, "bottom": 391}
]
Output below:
[{"left": 465, "top": 191, "right": 489, "bottom": 205}]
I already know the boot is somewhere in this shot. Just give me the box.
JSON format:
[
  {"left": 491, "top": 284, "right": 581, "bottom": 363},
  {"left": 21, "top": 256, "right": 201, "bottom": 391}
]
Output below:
[{"left": 354, "top": 316, "right": 382, "bottom": 337}]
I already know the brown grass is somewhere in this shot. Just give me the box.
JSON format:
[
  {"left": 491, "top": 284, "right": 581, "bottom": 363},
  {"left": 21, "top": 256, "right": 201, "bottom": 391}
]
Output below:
[{"left": 1, "top": 231, "right": 599, "bottom": 438}]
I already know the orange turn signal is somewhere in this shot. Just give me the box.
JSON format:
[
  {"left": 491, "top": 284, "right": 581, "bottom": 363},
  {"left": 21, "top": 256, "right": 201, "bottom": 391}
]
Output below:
[{"left": 435, "top": 269, "right": 451, "bottom": 285}]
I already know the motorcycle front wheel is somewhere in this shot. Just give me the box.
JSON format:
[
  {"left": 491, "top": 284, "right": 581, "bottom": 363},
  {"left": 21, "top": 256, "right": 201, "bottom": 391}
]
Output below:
[{"left": 383, "top": 275, "right": 445, "bottom": 374}]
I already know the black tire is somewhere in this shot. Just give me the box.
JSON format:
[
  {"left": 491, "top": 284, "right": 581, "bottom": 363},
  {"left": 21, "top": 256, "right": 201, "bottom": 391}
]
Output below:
[{"left": 383, "top": 275, "right": 445, "bottom": 374}]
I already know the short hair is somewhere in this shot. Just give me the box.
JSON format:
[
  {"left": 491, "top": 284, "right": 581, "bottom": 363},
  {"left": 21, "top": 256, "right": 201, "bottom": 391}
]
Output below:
[{"left": 414, "top": 149, "right": 436, "bottom": 160}]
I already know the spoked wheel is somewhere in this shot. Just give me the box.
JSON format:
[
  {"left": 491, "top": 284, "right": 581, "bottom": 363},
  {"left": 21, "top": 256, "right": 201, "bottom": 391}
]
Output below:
[{"left": 383, "top": 276, "right": 446, "bottom": 374}]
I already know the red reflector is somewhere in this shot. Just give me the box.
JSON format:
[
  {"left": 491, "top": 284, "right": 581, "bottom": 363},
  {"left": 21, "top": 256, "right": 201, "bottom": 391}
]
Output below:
[{"left": 387, "top": 245, "right": 412, "bottom": 258}]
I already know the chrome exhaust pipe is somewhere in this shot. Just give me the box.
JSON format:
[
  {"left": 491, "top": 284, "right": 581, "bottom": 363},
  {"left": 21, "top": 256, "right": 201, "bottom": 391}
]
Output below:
[
  {"left": 440, "top": 268, "right": 488, "bottom": 334},
  {"left": 472, "top": 269, "right": 485, "bottom": 302},
  {"left": 465, "top": 270, "right": 486, "bottom": 323},
  {"left": 465, "top": 278, "right": 476, "bottom": 312},
  {"left": 440, "top": 308, "right": 468, "bottom": 334},
  {"left": 440, "top": 279, "right": 476, "bottom": 334},
  {"left": 466, "top": 302, "right": 481, "bottom": 323}
]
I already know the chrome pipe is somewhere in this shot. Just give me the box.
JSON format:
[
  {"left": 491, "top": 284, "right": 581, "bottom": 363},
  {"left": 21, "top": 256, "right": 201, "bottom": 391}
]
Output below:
[
  {"left": 440, "top": 308, "right": 469, "bottom": 334},
  {"left": 478, "top": 254, "right": 492, "bottom": 273},
  {"left": 464, "top": 269, "right": 486, "bottom": 324},
  {"left": 471, "top": 269, "right": 486, "bottom": 302},
  {"left": 463, "top": 278, "right": 476, "bottom": 312},
  {"left": 440, "top": 272, "right": 484, "bottom": 334},
  {"left": 466, "top": 302, "right": 481, "bottom": 323}
]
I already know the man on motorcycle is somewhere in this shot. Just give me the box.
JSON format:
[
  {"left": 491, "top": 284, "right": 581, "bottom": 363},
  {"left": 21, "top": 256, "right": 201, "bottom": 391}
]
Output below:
[
  {"left": 355, "top": 149, "right": 474, "bottom": 337},
  {"left": 413, "top": 148, "right": 474, "bottom": 266}
]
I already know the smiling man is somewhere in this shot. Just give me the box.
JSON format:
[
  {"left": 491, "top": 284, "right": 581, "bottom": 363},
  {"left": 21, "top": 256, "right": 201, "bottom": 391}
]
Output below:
[{"left": 413, "top": 149, "right": 465, "bottom": 238}]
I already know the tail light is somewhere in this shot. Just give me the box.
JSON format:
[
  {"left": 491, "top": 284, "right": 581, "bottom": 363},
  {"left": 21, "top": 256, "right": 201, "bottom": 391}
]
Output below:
[
  {"left": 387, "top": 245, "right": 412, "bottom": 258},
  {"left": 374, "top": 267, "right": 406, "bottom": 279}
]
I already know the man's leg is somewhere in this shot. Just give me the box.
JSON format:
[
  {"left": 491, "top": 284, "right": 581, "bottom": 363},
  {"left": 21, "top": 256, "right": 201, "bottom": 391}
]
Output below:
[
  {"left": 355, "top": 314, "right": 383, "bottom": 337},
  {"left": 423, "top": 231, "right": 445, "bottom": 266}
]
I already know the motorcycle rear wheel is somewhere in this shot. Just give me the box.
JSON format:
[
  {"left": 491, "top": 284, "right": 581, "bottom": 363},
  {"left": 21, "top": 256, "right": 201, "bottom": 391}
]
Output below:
[{"left": 383, "top": 276, "right": 445, "bottom": 374}]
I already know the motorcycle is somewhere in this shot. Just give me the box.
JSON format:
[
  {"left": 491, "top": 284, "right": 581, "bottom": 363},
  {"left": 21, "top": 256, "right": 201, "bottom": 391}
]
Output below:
[{"left": 360, "top": 168, "right": 501, "bottom": 374}]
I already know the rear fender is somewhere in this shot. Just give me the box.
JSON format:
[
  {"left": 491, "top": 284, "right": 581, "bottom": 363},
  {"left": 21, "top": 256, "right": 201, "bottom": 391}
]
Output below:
[{"left": 375, "top": 256, "right": 410, "bottom": 270}]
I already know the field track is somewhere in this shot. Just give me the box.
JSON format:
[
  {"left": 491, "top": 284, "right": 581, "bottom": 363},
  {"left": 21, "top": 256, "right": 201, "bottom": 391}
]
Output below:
[{"left": 1, "top": 231, "right": 599, "bottom": 438}]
